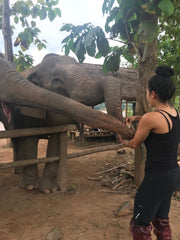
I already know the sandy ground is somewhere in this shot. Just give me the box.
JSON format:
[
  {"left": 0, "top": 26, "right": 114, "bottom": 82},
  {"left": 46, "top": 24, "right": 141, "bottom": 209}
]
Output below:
[{"left": 0, "top": 137, "right": 180, "bottom": 240}]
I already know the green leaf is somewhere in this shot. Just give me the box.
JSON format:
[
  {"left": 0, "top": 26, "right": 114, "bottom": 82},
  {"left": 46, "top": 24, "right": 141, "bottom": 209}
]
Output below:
[
  {"left": 32, "top": 27, "right": 41, "bottom": 36},
  {"left": 34, "top": 39, "right": 40, "bottom": 44},
  {"left": 49, "top": 0, "right": 59, "bottom": 6},
  {"left": 19, "top": 28, "right": 35, "bottom": 47},
  {"left": 86, "top": 40, "right": 96, "bottom": 57},
  {"left": 48, "top": 9, "right": 56, "bottom": 21},
  {"left": 37, "top": 43, "right": 42, "bottom": 50},
  {"left": 95, "top": 52, "right": 103, "bottom": 59},
  {"left": 73, "top": 23, "right": 90, "bottom": 36},
  {"left": 14, "top": 16, "right": 19, "bottom": 24},
  {"left": 60, "top": 24, "right": 74, "bottom": 32},
  {"left": 77, "top": 46, "right": 86, "bottom": 63},
  {"left": 61, "top": 35, "right": 71, "bottom": 44},
  {"left": 61, "top": 36, "right": 75, "bottom": 55},
  {"left": 31, "top": 21, "right": 36, "bottom": 27},
  {"left": 84, "top": 28, "right": 95, "bottom": 46},
  {"left": 115, "top": 9, "right": 123, "bottom": 22},
  {"left": 105, "top": 7, "right": 119, "bottom": 32},
  {"left": 102, "top": 47, "right": 123, "bottom": 73},
  {"left": 102, "top": 0, "right": 110, "bottom": 15},
  {"left": 111, "top": 18, "right": 131, "bottom": 40},
  {"left": 108, "top": 0, "right": 115, "bottom": 12},
  {"left": 39, "top": 7, "right": 47, "bottom": 20},
  {"left": 31, "top": 6, "right": 38, "bottom": 18},
  {"left": 37, "top": 0, "right": 45, "bottom": 4},
  {"left": 20, "top": 44, "right": 27, "bottom": 51},
  {"left": 159, "top": 0, "right": 174, "bottom": 16},
  {"left": 64, "top": 45, "right": 70, "bottom": 55},
  {"left": 97, "top": 37, "right": 109, "bottom": 56},
  {"left": 123, "top": 51, "right": 134, "bottom": 64},
  {"left": 74, "top": 38, "right": 86, "bottom": 63},
  {"left": 20, "top": 4, "right": 31, "bottom": 16},
  {"left": 103, "top": 54, "right": 120, "bottom": 73},
  {"left": 54, "top": 8, "right": 61, "bottom": 17},
  {"left": 75, "top": 38, "right": 82, "bottom": 56}
]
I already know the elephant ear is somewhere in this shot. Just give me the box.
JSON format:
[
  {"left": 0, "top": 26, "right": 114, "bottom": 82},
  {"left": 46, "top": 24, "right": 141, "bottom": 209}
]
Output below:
[
  {"left": 27, "top": 71, "right": 41, "bottom": 86},
  {"left": 21, "top": 64, "right": 41, "bottom": 86}
]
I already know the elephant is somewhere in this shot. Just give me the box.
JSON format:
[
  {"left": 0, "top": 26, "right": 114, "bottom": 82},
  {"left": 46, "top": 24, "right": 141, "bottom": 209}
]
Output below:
[
  {"left": 23, "top": 53, "right": 137, "bottom": 120},
  {"left": 0, "top": 55, "right": 134, "bottom": 193}
]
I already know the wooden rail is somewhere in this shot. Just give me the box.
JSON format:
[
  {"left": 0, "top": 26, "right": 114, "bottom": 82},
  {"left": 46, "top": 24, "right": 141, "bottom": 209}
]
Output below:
[
  {"left": 0, "top": 124, "right": 77, "bottom": 138},
  {"left": 0, "top": 124, "right": 126, "bottom": 192}
]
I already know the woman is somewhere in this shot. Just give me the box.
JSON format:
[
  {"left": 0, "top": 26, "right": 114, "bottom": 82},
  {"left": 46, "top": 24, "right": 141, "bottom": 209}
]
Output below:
[{"left": 123, "top": 65, "right": 180, "bottom": 240}]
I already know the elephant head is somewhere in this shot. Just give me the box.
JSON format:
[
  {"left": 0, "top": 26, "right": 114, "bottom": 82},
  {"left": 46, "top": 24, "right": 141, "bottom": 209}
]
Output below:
[
  {"left": 0, "top": 57, "right": 133, "bottom": 139},
  {"left": 23, "top": 54, "right": 105, "bottom": 106}
]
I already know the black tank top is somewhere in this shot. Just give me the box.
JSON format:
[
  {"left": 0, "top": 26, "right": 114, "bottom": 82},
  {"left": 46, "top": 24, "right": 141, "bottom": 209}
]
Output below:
[{"left": 144, "top": 109, "right": 180, "bottom": 173}]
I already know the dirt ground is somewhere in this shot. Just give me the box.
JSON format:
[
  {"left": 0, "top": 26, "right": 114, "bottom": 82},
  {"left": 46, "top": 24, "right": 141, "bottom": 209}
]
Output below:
[{"left": 0, "top": 137, "right": 180, "bottom": 240}]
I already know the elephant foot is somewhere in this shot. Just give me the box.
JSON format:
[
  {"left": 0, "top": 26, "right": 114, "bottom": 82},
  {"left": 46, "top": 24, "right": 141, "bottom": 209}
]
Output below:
[
  {"left": 38, "top": 177, "right": 60, "bottom": 194},
  {"left": 21, "top": 174, "right": 39, "bottom": 191},
  {"left": 21, "top": 183, "right": 38, "bottom": 191}
]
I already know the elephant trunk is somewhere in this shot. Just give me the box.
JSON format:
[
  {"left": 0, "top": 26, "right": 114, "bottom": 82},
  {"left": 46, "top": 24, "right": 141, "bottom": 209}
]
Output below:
[
  {"left": 0, "top": 59, "right": 134, "bottom": 139},
  {"left": 104, "top": 77, "right": 123, "bottom": 120}
]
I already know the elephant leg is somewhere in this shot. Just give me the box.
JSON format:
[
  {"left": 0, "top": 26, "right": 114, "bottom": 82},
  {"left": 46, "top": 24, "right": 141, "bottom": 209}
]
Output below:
[
  {"left": 11, "top": 138, "right": 23, "bottom": 174},
  {"left": 12, "top": 137, "right": 39, "bottom": 190},
  {"left": 39, "top": 134, "right": 60, "bottom": 193}
]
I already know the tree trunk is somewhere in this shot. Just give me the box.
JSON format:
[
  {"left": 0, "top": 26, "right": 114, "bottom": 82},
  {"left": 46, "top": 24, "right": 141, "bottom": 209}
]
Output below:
[
  {"left": 2, "top": 0, "right": 13, "bottom": 62},
  {"left": 134, "top": 15, "right": 158, "bottom": 186}
]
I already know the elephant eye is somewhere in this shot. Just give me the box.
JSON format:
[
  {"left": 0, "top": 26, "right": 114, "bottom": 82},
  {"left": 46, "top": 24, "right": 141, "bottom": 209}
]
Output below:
[{"left": 53, "top": 78, "right": 63, "bottom": 85}]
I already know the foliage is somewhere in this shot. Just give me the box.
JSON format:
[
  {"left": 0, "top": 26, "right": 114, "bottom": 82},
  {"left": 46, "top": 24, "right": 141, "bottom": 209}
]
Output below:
[
  {"left": 158, "top": 0, "right": 180, "bottom": 97},
  {"left": 61, "top": 0, "right": 175, "bottom": 73},
  {"left": 0, "top": 0, "right": 2, "bottom": 29},
  {"left": 1, "top": 0, "right": 61, "bottom": 68},
  {"left": 60, "top": 23, "right": 109, "bottom": 64},
  {"left": 11, "top": 0, "right": 61, "bottom": 52},
  {"left": 14, "top": 50, "right": 33, "bottom": 72},
  {"left": 174, "top": 96, "right": 180, "bottom": 111}
]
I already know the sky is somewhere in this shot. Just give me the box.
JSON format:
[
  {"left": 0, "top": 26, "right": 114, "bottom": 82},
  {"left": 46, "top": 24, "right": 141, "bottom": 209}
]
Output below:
[{"left": 0, "top": 0, "right": 108, "bottom": 65}]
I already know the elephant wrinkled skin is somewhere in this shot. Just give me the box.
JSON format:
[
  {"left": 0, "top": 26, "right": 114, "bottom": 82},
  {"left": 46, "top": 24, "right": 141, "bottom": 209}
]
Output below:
[{"left": 0, "top": 55, "right": 134, "bottom": 193}]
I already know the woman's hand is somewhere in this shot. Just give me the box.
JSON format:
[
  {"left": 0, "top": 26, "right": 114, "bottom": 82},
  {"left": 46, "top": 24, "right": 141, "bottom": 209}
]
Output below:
[
  {"left": 123, "top": 113, "right": 153, "bottom": 149},
  {"left": 126, "top": 116, "right": 141, "bottom": 126},
  {"left": 122, "top": 140, "right": 129, "bottom": 147},
  {"left": 118, "top": 134, "right": 122, "bottom": 143}
]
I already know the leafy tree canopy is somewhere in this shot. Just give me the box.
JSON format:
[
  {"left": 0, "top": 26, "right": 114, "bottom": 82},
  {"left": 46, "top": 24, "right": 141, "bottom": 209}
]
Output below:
[
  {"left": 158, "top": 0, "right": 180, "bottom": 96},
  {"left": 1, "top": 0, "right": 61, "bottom": 70},
  {"left": 60, "top": 0, "right": 175, "bottom": 73},
  {"left": 11, "top": 0, "right": 61, "bottom": 51}
]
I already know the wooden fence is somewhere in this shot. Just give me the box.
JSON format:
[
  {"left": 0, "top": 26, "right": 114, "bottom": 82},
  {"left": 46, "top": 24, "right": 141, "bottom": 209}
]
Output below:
[{"left": 0, "top": 124, "right": 125, "bottom": 192}]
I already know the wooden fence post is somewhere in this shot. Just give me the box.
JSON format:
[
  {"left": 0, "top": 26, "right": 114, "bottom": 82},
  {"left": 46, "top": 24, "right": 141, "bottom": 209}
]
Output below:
[
  {"left": 59, "top": 131, "right": 67, "bottom": 192},
  {"left": 79, "top": 123, "right": 85, "bottom": 147}
]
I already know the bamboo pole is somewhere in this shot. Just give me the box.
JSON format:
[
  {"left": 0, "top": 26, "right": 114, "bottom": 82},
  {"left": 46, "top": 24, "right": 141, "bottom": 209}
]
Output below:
[
  {"left": 0, "top": 124, "right": 77, "bottom": 138},
  {"left": 0, "top": 143, "right": 126, "bottom": 170},
  {"left": 0, "top": 156, "right": 60, "bottom": 170},
  {"left": 68, "top": 143, "right": 125, "bottom": 158}
]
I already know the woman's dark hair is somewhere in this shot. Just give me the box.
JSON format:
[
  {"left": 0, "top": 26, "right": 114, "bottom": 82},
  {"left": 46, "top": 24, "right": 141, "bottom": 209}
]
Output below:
[{"left": 148, "top": 65, "right": 175, "bottom": 102}]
